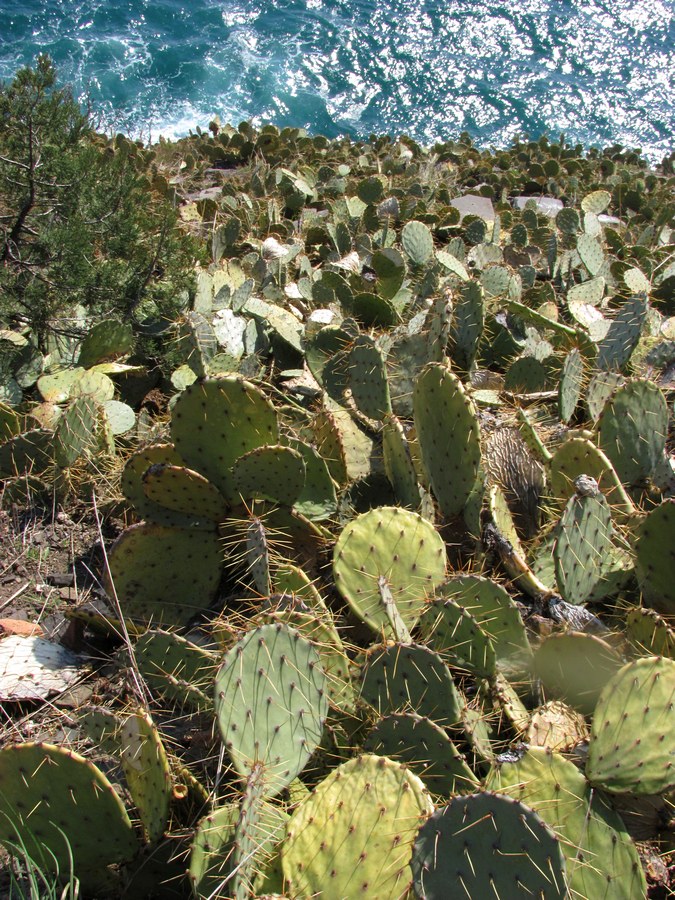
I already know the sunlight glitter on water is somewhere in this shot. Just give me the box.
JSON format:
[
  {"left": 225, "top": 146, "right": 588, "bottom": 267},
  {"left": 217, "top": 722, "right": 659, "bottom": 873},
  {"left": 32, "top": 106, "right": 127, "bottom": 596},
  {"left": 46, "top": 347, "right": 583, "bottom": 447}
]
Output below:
[{"left": 0, "top": 0, "right": 672, "bottom": 159}]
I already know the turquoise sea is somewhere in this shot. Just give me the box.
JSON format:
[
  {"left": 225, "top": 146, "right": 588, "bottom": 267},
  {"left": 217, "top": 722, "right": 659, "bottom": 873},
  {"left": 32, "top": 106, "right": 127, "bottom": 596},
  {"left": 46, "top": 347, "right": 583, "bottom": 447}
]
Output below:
[{"left": 0, "top": 0, "right": 673, "bottom": 160}]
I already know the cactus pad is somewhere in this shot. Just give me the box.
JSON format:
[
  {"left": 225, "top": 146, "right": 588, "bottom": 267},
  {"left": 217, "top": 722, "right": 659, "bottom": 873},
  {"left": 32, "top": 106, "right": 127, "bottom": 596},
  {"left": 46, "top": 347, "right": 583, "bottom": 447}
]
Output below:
[
  {"left": 411, "top": 792, "right": 568, "bottom": 900},
  {"left": 106, "top": 523, "right": 223, "bottom": 626},
  {"left": 413, "top": 363, "right": 481, "bottom": 518},
  {"left": 635, "top": 499, "right": 675, "bottom": 616},
  {"left": 418, "top": 596, "right": 497, "bottom": 679},
  {"left": 214, "top": 622, "right": 327, "bottom": 798},
  {"left": 142, "top": 463, "right": 228, "bottom": 522},
  {"left": 534, "top": 632, "right": 623, "bottom": 716},
  {"left": 363, "top": 713, "right": 479, "bottom": 797},
  {"left": 586, "top": 656, "right": 675, "bottom": 795},
  {"left": 553, "top": 482, "right": 613, "bottom": 604},
  {"left": 282, "top": 754, "right": 432, "bottom": 900},
  {"left": 0, "top": 742, "right": 137, "bottom": 875},
  {"left": 360, "top": 642, "right": 463, "bottom": 727},
  {"left": 436, "top": 574, "right": 531, "bottom": 664},
  {"left": 597, "top": 379, "right": 668, "bottom": 486},
  {"left": 333, "top": 506, "right": 446, "bottom": 638},
  {"left": 232, "top": 444, "right": 306, "bottom": 506},
  {"left": 189, "top": 801, "right": 287, "bottom": 900},
  {"left": 487, "top": 746, "right": 647, "bottom": 900},
  {"left": 171, "top": 376, "right": 278, "bottom": 502},
  {"left": 119, "top": 709, "right": 171, "bottom": 843}
]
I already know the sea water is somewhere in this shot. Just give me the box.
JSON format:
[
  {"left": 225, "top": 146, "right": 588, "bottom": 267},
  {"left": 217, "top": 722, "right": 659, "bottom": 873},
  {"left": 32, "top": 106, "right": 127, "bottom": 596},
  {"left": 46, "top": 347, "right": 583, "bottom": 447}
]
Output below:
[{"left": 0, "top": 0, "right": 672, "bottom": 161}]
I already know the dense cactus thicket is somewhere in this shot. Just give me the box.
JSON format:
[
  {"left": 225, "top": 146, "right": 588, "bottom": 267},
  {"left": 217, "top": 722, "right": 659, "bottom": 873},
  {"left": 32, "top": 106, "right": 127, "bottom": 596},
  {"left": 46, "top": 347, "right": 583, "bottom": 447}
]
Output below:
[{"left": 1, "top": 61, "right": 675, "bottom": 899}]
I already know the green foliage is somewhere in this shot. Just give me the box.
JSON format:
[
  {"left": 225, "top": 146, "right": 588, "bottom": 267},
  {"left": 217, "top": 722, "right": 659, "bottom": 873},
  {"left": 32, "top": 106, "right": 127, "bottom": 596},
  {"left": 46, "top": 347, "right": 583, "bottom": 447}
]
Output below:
[{"left": 0, "top": 56, "right": 197, "bottom": 353}]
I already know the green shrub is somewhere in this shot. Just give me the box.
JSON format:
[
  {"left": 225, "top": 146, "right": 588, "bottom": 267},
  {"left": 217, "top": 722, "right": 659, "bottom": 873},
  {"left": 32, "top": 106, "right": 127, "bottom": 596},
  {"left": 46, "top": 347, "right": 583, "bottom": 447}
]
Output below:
[{"left": 0, "top": 55, "right": 198, "bottom": 354}]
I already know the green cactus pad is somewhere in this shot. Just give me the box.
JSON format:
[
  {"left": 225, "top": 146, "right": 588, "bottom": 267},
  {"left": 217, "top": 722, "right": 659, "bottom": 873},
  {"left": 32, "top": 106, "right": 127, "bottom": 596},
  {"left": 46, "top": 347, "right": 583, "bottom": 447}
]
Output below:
[
  {"left": 263, "top": 605, "right": 355, "bottom": 712},
  {"left": 413, "top": 363, "right": 481, "bottom": 518},
  {"left": 586, "top": 656, "right": 675, "bottom": 795},
  {"left": 360, "top": 642, "right": 463, "bottom": 727},
  {"left": 453, "top": 282, "right": 486, "bottom": 371},
  {"left": 134, "top": 630, "right": 219, "bottom": 711},
  {"left": 79, "top": 706, "right": 122, "bottom": 755},
  {"left": 436, "top": 574, "right": 531, "bottom": 665},
  {"left": 382, "top": 414, "right": 421, "bottom": 509},
  {"left": 625, "top": 607, "right": 675, "bottom": 658},
  {"left": 119, "top": 709, "right": 171, "bottom": 843},
  {"left": 553, "top": 483, "right": 613, "bottom": 605},
  {"left": 282, "top": 754, "right": 433, "bottom": 900},
  {"left": 534, "top": 632, "right": 623, "bottom": 716},
  {"left": 348, "top": 334, "right": 392, "bottom": 421},
  {"left": 487, "top": 746, "right": 647, "bottom": 900},
  {"left": 232, "top": 444, "right": 306, "bottom": 506},
  {"left": 121, "top": 443, "right": 210, "bottom": 529},
  {"left": 333, "top": 506, "right": 446, "bottom": 638},
  {"left": 54, "top": 395, "right": 99, "bottom": 468},
  {"left": 0, "top": 428, "right": 53, "bottom": 477},
  {"left": 77, "top": 319, "right": 135, "bottom": 368},
  {"left": 586, "top": 370, "right": 624, "bottom": 422},
  {"left": 189, "top": 801, "right": 287, "bottom": 900},
  {"left": 106, "top": 523, "right": 223, "bottom": 626},
  {"left": 214, "top": 622, "right": 327, "bottom": 798},
  {"left": 558, "top": 348, "right": 584, "bottom": 423},
  {"left": 312, "top": 396, "right": 374, "bottom": 484},
  {"left": 401, "top": 220, "right": 434, "bottom": 265},
  {"left": 635, "top": 499, "right": 675, "bottom": 616},
  {"left": 286, "top": 438, "right": 337, "bottom": 521},
  {"left": 577, "top": 233, "right": 605, "bottom": 276},
  {"left": 171, "top": 376, "right": 278, "bottom": 503},
  {"left": 597, "top": 379, "right": 668, "bottom": 486},
  {"left": 363, "top": 713, "right": 479, "bottom": 797},
  {"left": 418, "top": 596, "right": 497, "bottom": 679},
  {"left": 596, "top": 295, "right": 648, "bottom": 372},
  {"left": 0, "top": 742, "right": 138, "bottom": 875},
  {"left": 142, "top": 463, "right": 229, "bottom": 522},
  {"left": 411, "top": 792, "right": 568, "bottom": 900},
  {"left": 549, "top": 436, "right": 635, "bottom": 517}
]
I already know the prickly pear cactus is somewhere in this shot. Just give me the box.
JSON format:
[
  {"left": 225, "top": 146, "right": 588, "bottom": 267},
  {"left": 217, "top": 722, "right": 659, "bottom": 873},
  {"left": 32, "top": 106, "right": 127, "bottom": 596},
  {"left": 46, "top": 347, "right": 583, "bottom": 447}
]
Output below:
[
  {"left": 189, "top": 801, "right": 287, "bottom": 900},
  {"left": 170, "top": 376, "right": 278, "bottom": 503},
  {"left": 119, "top": 709, "right": 172, "bottom": 843},
  {"left": 487, "top": 746, "right": 647, "bottom": 900},
  {"left": 635, "top": 498, "right": 675, "bottom": 616},
  {"left": 141, "top": 463, "right": 228, "bottom": 522},
  {"left": 106, "top": 522, "right": 223, "bottom": 627},
  {"left": 553, "top": 477, "right": 614, "bottom": 604},
  {"left": 586, "top": 656, "right": 675, "bottom": 795},
  {"left": 360, "top": 642, "right": 463, "bottom": 727},
  {"left": 214, "top": 622, "right": 327, "bottom": 798},
  {"left": 282, "top": 754, "right": 433, "bottom": 900},
  {"left": 0, "top": 743, "right": 138, "bottom": 878},
  {"left": 413, "top": 363, "right": 481, "bottom": 518},
  {"left": 363, "top": 713, "right": 479, "bottom": 797},
  {"left": 411, "top": 792, "right": 568, "bottom": 899},
  {"left": 333, "top": 506, "right": 446, "bottom": 638},
  {"left": 597, "top": 379, "right": 668, "bottom": 487}
]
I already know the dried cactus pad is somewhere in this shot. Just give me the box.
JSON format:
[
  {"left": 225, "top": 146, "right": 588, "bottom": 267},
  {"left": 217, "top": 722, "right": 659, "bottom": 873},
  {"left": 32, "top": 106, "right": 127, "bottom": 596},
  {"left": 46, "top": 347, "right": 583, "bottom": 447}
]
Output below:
[
  {"left": 0, "top": 742, "right": 137, "bottom": 874},
  {"left": 333, "top": 506, "right": 446, "bottom": 638},
  {"left": 282, "top": 754, "right": 432, "bottom": 900},
  {"left": 411, "top": 792, "right": 568, "bottom": 899},
  {"left": 586, "top": 656, "right": 675, "bottom": 796}
]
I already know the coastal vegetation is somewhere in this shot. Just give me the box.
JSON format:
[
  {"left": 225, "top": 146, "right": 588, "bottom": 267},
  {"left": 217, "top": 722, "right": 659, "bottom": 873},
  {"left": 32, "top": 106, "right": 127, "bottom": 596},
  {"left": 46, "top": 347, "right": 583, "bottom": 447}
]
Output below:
[{"left": 0, "top": 59, "right": 674, "bottom": 898}]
